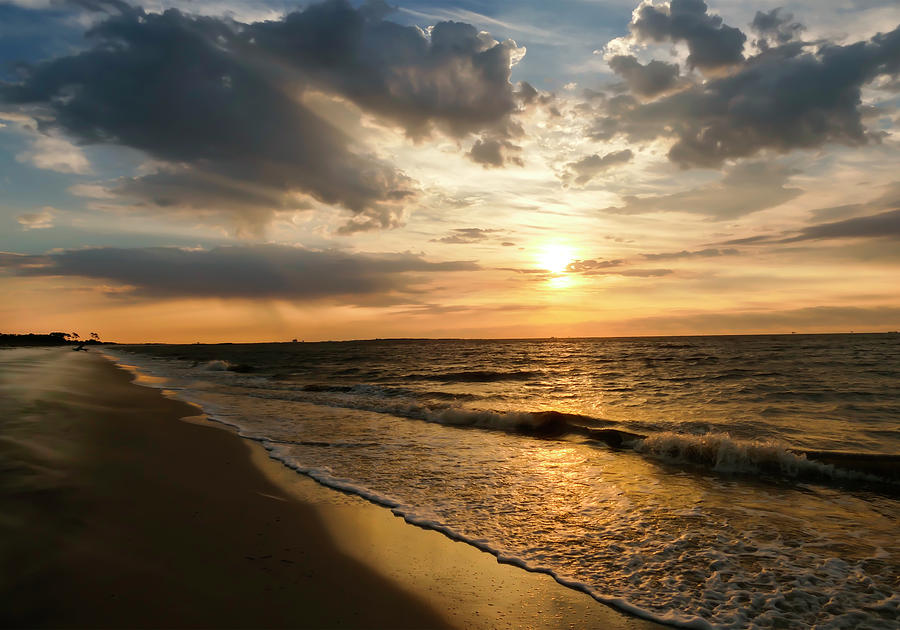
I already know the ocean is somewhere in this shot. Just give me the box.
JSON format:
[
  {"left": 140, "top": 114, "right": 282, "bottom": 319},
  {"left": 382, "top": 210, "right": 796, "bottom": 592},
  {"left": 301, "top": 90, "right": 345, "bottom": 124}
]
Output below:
[{"left": 103, "top": 334, "right": 900, "bottom": 629}]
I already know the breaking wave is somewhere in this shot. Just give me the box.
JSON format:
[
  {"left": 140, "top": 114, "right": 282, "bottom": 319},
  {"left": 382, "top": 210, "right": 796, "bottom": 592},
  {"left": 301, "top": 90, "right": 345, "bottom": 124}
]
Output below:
[
  {"left": 186, "top": 365, "right": 900, "bottom": 488},
  {"left": 631, "top": 431, "right": 899, "bottom": 484},
  {"left": 279, "top": 386, "right": 900, "bottom": 486}
]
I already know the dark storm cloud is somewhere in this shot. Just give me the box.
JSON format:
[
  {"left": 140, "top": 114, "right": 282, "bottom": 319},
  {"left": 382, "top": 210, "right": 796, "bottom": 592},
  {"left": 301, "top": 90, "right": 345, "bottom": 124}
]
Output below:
[
  {"left": 562, "top": 149, "right": 633, "bottom": 186},
  {"left": 608, "top": 55, "right": 680, "bottom": 98},
  {"left": 595, "top": 9, "right": 900, "bottom": 168},
  {"left": 642, "top": 247, "right": 739, "bottom": 260},
  {"left": 0, "top": 1, "right": 526, "bottom": 233},
  {"left": 630, "top": 0, "right": 746, "bottom": 71},
  {"left": 600, "top": 161, "right": 801, "bottom": 220},
  {"left": 0, "top": 245, "right": 478, "bottom": 301},
  {"left": 249, "top": 4, "right": 526, "bottom": 139},
  {"left": 751, "top": 8, "right": 803, "bottom": 47}
]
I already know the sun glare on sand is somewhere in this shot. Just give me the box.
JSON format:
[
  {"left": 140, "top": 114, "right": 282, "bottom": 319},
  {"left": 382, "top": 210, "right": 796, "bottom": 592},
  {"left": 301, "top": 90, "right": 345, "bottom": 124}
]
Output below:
[{"left": 538, "top": 244, "right": 575, "bottom": 274}]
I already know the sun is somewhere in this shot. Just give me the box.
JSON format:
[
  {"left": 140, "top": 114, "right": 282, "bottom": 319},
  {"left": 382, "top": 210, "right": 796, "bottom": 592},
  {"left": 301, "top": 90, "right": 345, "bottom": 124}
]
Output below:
[{"left": 538, "top": 244, "right": 575, "bottom": 274}]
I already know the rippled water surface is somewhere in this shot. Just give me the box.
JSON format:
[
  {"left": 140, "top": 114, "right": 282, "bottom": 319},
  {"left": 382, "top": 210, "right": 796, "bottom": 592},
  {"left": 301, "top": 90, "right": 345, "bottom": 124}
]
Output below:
[{"left": 106, "top": 334, "right": 900, "bottom": 629}]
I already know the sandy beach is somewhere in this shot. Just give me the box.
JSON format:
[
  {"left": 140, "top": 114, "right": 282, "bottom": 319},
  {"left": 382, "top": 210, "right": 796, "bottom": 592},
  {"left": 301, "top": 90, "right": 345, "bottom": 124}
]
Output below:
[{"left": 0, "top": 347, "right": 661, "bottom": 629}]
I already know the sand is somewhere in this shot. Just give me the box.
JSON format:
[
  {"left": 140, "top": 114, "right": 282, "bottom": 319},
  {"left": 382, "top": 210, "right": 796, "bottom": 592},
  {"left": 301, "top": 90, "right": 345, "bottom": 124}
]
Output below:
[{"left": 0, "top": 347, "right": 663, "bottom": 629}]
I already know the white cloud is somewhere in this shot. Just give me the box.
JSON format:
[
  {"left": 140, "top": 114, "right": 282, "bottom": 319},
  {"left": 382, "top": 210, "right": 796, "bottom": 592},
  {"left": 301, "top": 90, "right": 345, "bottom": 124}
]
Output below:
[
  {"left": 0, "top": 111, "right": 38, "bottom": 127},
  {"left": 17, "top": 207, "right": 55, "bottom": 230},
  {"left": 16, "top": 134, "right": 92, "bottom": 175},
  {"left": 68, "top": 183, "right": 116, "bottom": 199}
]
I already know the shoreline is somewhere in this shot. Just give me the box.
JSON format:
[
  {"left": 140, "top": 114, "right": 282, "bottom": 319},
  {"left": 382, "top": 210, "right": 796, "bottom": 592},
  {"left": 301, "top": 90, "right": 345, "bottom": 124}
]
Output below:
[{"left": 1, "top": 347, "right": 662, "bottom": 629}]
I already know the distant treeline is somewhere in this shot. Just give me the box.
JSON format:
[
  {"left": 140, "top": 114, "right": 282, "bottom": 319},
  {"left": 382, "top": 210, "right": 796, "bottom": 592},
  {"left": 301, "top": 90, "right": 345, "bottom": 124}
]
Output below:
[{"left": 0, "top": 332, "right": 113, "bottom": 347}]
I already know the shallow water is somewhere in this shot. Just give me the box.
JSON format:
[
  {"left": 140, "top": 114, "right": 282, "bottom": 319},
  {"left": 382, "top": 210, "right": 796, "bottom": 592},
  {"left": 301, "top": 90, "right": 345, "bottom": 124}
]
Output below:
[{"left": 105, "top": 334, "right": 900, "bottom": 629}]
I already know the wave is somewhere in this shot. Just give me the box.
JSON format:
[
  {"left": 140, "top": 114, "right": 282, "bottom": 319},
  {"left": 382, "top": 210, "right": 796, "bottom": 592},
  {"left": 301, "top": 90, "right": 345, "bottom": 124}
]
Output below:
[
  {"left": 300, "top": 383, "right": 355, "bottom": 393},
  {"left": 411, "top": 369, "right": 545, "bottom": 383},
  {"left": 197, "top": 359, "right": 255, "bottom": 373},
  {"left": 322, "top": 397, "right": 899, "bottom": 484},
  {"left": 238, "top": 379, "right": 900, "bottom": 487},
  {"left": 358, "top": 402, "right": 900, "bottom": 486},
  {"left": 633, "top": 432, "right": 879, "bottom": 481},
  {"left": 106, "top": 349, "right": 900, "bottom": 489},
  {"left": 200, "top": 359, "right": 231, "bottom": 371},
  {"left": 314, "top": 397, "right": 899, "bottom": 484}
]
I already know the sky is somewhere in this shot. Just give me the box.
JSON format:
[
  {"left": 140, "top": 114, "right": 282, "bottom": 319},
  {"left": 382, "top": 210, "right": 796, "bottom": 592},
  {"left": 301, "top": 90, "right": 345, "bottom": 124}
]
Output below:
[{"left": 1, "top": 0, "right": 899, "bottom": 342}]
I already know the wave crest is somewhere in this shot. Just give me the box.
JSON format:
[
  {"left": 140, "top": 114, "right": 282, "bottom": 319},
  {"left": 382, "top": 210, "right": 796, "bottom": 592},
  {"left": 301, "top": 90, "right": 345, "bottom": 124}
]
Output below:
[
  {"left": 413, "top": 369, "right": 545, "bottom": 383},
  {"left": 633, "top": 432, "right": 893, "bottom": 483}
]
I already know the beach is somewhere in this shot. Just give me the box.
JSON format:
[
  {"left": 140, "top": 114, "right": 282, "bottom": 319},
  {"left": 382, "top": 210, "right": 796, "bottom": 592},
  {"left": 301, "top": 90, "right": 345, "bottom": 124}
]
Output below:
[{"left": 0, "top": 347, "right": 661, "bottom": 629}]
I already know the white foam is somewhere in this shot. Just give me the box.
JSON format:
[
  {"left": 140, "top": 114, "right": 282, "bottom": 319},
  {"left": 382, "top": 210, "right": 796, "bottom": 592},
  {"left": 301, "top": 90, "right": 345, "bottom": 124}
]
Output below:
[
  {"left": 633, "top": 431, "right": 885, "bottom": 483},
  {"left": 201, "top": 359, "right": 232, "bottom": 371},
  {"left": 263, "top": 440, "right": 720, "bottom": 629}
]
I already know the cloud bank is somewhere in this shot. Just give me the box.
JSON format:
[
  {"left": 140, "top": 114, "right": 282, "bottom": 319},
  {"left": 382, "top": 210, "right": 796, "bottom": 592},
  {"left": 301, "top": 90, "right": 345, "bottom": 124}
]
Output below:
[
  {"left": 0, "top": 245, "right": 479, "bottom": 302},
  {"left": 629, "top": 0, "right": 746, "bottom": 71},
  {"left": 596, "top": 3, "right": 900, "bottom": 167},
  {"left": 1, "top": 0, "right": 528, "bottom": 234},
  {"left": 601, "top": 161, "right": 801, "bottom": 219}
]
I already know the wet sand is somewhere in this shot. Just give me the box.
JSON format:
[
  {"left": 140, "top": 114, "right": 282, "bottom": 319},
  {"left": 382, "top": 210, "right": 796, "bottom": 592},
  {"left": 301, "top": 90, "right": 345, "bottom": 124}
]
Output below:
[{"left": 0, "top": 347, "right": 662, "bottom": 629}]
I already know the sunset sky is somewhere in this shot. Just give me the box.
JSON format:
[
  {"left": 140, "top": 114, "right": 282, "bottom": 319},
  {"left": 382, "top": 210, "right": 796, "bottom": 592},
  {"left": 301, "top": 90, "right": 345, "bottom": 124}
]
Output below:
[{"left": 1, "top": 0, "right": 899, "bottom": 342}]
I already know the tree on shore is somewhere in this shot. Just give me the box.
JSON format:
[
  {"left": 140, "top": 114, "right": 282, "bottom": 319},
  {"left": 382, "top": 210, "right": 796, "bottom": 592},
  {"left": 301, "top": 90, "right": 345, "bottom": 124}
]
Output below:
[{"left": 0, "top": 331, "right": 109, "bottom": 346}]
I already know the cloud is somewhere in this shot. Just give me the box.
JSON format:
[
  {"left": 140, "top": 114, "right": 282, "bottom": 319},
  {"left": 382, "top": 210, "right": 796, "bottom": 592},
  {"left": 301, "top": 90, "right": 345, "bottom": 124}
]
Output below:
[
  {"left": 808, "top": 182, "right": 900, "bottom": 222},
  {"left": 619, "top": 306, "right": 900, "bottom": 334},
  {"left": 617, "top": 268, "right": 673, "bottom": 277},
  {"left": 16, "top": 207, "right": 54, "bottom": 230},
  {"left": 1, "top": 1, "right": 527, "bottom": 234},
  {"left": 565, "top": 250, "right": 738, "bottom": 274},
  {"left": 565, "top": 258, "right": 624, "bottom": 273},
  {"left": 15, "top": 133, "right": 91, "bottom": 174},
  {"left": 431, "top": 228, "right": 502, "bottom": 244},
  {"left": 779, "top": 209, "right": 900, "bottom": 243},
  {"left": 468, "top": 138, "right": 524, "bottom": 168},
  {"left": 642, "top": 247, "right": 739, "bottom": 260},
  {"left": 67, "top": 183, "right": 115, "bottom": 199},
  {"left": 601, "top": 161, "right": 801, "bottom": 219},
  {"left": 593, "top": 14, "right": 900, "bottom": 167},
  {"left": 718, "top": 182, "right": 900, "bottom": 245},
  {"left": 608, "top": 55, "right": 680, "bottom": 98},
  {"left": 546, "top": 258, "right": 673, "bottom": 278},
  {"left": 0, "top": 245, "right": 479, "bottom": 302},
  {"left": 750, "top": 8, "right": 804, "bottom": 48},
  {"left": 250, "top": 5, "right": 527, "bottom": 139},
  {"left": 629, "top": 0, "right": 746, "bottom": 71},
  {"left": 562, "top": 149, "right": 633, "bottom": 186}
]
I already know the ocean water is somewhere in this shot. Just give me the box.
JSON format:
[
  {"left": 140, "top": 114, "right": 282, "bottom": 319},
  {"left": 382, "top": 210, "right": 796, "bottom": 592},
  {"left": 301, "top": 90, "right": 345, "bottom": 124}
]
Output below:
[{"left": 104, "top": 334, "right": 900, "bottom": 629}]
